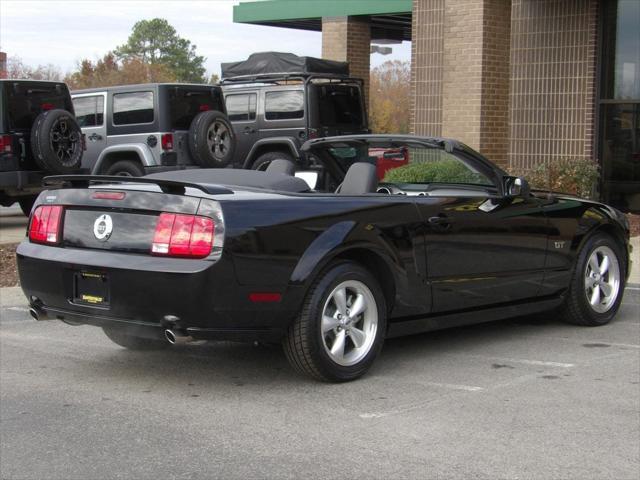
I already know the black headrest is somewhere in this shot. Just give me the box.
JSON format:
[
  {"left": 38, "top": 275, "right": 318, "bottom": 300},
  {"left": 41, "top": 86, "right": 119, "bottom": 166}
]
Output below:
[
  {"left": 337, "top": 162, "right": 378, "bottom": 195},
  {"left": 266, "top": 159, "right": 296, "bottom": 176}
]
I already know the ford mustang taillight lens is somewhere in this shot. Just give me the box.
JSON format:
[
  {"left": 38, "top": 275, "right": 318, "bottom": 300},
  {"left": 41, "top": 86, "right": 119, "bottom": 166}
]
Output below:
[
  {"left": 29, "top": 205, "right": 63, "bottom": 244},
  {"left": 152, "top": 213, "right": 215, "bottom": 258}
]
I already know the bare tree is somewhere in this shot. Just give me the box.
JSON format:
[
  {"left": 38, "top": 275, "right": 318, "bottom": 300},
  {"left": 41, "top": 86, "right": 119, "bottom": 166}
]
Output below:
[{"left": 7, "top": 55, "right": 63, "bottom": 81}]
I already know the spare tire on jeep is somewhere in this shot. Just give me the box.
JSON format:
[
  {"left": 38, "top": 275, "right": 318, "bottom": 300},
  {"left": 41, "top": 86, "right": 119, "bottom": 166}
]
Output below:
[
  {"left": 188, "top": 110, "right": 235, "bottom": 168},
  {"left": 30, "top": 109, "right": 83, "bottom": 174}
]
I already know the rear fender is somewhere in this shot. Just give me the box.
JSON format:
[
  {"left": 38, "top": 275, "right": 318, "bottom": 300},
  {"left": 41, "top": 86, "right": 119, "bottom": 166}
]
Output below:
[
  {"left": 92, "top": 144, "right": 156, "bottom": 174},
  {"left": 289, "top": 221, "right": 355, "bottom": 285},
  {"left": 242, "top": 138, "right": 300, "bottom": 169},
  {"left": 285, "top": 221, "right": 405, "bottom": 314}
]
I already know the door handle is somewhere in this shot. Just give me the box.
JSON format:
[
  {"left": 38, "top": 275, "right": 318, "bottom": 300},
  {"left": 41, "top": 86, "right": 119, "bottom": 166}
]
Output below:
[
  {"left": 428, "top": 215, "right": 453, "bottom": 226},
  {"left": 243, "top": 127, "right": 256, "bottom": 134},
  {"left": 88, "top": 133, "right": 103, "bottom": 141}
]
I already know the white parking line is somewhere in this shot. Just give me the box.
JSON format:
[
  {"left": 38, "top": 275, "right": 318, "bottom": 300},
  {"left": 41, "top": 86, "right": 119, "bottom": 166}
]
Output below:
[
  {"left": 591, "top": 341, "right": 640, "bottom": 349},
  {"left": 358, "top": 382, "right": 484, "bottom": 419},
  {"left": 418, "top": 381, "right": 484, "bottom": 392},
  {"left": 474, "top": 356, "right": 575, "bottom": 368},
  {"left": 6, "top": 307, "right": 29, "bottom": 312}
]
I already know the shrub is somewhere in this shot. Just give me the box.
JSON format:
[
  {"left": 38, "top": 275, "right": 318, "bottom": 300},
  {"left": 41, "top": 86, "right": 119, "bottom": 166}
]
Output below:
[
  {"left": 511, "top": 157, "right": 599, "bottom": 199},
  {"left": 383, "top": 160, "right": 486, "bottom": 184}
]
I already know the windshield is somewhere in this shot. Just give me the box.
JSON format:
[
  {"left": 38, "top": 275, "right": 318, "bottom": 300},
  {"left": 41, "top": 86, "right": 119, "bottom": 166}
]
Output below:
[{"left": 326, "top": 143, "right": 493, "bottom": 188}]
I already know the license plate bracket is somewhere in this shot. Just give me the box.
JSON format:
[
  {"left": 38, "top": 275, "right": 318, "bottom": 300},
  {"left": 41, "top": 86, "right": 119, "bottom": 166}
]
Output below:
[{"left": 73, "top": 271, "right": 110, "bottom": 307}]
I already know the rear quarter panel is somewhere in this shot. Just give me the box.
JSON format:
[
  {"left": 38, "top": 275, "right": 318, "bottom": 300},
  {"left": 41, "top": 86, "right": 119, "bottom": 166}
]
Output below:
[{"left": 221, "top": 194, "right": 429, "bottom": 318}]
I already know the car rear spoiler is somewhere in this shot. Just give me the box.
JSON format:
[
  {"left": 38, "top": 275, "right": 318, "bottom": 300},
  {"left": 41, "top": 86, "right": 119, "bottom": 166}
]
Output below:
[{"left": 42, "top": 175, "right": 234, "bottom": 195}]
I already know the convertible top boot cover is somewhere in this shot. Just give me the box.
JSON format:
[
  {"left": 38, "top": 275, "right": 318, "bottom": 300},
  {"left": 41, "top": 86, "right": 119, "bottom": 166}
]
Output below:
[{"left": 221, "top": 52, "right": 350, "bottom": 79}]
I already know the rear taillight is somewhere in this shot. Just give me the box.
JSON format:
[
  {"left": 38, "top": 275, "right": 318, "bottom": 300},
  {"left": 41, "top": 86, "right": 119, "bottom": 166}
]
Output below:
[
  {"left": 81, "top": 133, "right": 87, "bottom": 151},
  {"left": 29, "top": 205, "right": 63, "bottom": 244},
  {"left": 41, "top": 103, "right": 54, "bottom": 111},
  {"left": 161, "top": 133, "right": 174, "bottom": 151},
  {"left": 308, "top": 128, "right": 319, "bottom": 139},
  {"left": 0, "top": 134, "right": 13, "bottom": 154},
  {"left": 152, "top": 213, "right": 217, "bottom": 259}
]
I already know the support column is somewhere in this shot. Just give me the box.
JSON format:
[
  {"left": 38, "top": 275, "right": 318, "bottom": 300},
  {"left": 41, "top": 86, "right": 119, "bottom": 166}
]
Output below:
[
  {"left": 322, "top": 16, "right": 371, "bottom": 105},
  {"left": 411, "top": 0, "right": 511, "bottom": 167}
]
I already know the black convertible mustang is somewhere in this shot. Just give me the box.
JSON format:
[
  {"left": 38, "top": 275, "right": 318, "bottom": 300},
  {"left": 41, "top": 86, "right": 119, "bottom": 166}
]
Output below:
[{"left": 17, "top": 135, "right": 631, "bottom": 381}]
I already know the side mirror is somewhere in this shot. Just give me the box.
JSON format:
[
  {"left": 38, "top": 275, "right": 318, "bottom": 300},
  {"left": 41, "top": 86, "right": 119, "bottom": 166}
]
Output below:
[
  {"left": 295, "top": 171, "right": 319, "bottom": 190},
  {"left": 505, "top": 176, "right": 530, "bottom": 198}
]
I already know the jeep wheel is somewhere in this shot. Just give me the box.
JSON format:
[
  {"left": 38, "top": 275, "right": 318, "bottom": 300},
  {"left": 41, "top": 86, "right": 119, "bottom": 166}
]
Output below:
[
  {"left": 252, "top": 151, "right": 294, "bottom": 171},
  {"left": 30, "top": 109, "right": 83, "bottom": 174},
  {"left": 283, "top": 261, "right": 387, "bottom": 382},
  {"left": 105, "top": 160, "right": 145, "bottom": 177},
  {"left": 188, "top": 111, "right": 236, "bottom": 168}
]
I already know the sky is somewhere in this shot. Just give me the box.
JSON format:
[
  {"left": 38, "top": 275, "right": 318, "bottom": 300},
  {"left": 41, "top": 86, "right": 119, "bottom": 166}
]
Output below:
[{"left": 0, "top": 0, "right": 411, "bottom": 78}]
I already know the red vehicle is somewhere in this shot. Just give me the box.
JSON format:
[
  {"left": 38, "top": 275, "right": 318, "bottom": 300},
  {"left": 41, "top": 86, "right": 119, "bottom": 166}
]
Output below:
[{"left": 369, "top": 147, "right": 409, "bottom": 180}]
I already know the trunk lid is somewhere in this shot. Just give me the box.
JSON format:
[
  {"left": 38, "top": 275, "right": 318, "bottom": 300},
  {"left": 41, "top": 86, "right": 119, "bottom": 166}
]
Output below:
[{"left": 36, "top": 176, "right": 230, "bottom": 256}]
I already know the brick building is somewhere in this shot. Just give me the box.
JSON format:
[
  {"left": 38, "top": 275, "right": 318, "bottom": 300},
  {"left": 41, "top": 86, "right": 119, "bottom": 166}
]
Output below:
[
  {"left": 0, "top": 51, "right": 7, "bottom": 79},
  {"left": 234, "top": 0, "right": 640, "bottom": 213}
]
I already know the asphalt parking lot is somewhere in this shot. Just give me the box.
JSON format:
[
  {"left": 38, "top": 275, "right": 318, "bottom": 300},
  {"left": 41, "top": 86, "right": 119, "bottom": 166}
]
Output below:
[{"left": 1, "top": 284, "right": 638, "bottom": 480}]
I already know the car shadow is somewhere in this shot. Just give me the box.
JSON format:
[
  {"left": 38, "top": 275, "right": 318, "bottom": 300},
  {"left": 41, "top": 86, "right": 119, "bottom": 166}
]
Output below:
[{"left": 85, "top": 312, "right": 558, "bottom": 387}]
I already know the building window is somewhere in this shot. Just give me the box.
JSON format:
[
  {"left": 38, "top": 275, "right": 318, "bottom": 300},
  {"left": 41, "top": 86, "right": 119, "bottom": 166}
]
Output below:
[{"left": 599, "top": 0, "right": 640, "bottom": 213}]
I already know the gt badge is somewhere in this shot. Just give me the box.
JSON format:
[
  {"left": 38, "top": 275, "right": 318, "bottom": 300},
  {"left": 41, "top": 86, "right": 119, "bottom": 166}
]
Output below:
[
  {"left": 93, "top": 214, "right": 113, "bottom": 241},
  {"left": 554, "top": 241, "right": 566, "bottom": 249}
]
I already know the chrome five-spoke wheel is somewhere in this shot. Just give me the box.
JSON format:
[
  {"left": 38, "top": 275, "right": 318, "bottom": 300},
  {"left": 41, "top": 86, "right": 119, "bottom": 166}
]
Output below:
[
  {"left": 584, "top": 245, "right": 621, "bottom": 314},
  {"left": 321, "top": 280, "right": 378, "bottom": 367},
  {"left": 283, "top": 261, "right": 386, "bottom": 381}
]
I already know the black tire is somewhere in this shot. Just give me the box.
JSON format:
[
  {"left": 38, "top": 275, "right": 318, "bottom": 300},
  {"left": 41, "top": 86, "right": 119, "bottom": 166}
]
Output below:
[
  {"left": 102, "top": 327, "right": 168, "bottom": 351},
  {"left": 283, "top": 261, "right": 387, "bottom": 382},
  {"left": 559, "top": 232, "right": 626, "bottom": 326},
  {"left": 18, "top": 196, "right": 37, "bottom": 216},
  {"left": 188, "top": 110, "right": 235, "bottom": 168},
  {"left": 105, "top": 160, "right": 145, "bottom": 177},
  {"left": 252, "top": 151, "right": 294, "bottom": 171},
  {"left": 30, "top": 109, "right": 83, "bottom": 174}
]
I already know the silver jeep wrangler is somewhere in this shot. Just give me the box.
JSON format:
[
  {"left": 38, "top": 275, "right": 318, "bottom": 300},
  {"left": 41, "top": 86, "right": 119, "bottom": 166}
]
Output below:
[{"left": 72, "top": 83, "right": 235, "bottom": 176}]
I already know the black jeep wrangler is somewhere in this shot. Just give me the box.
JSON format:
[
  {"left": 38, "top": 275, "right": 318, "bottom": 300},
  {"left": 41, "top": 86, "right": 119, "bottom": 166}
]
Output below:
[
  {"left": 1, "top": 80, "right": 83, "bottom": 214},
  {"left": 221, "top": 52, "right": 369, "bottom": 170}
]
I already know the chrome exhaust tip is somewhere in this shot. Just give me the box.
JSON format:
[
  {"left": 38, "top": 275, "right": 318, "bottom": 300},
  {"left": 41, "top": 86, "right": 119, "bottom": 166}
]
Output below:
[
  {"left": 29, "top": 306, "right": 49, "bottom": 321},
  {"left": 164, "top": 329, "right": 194, "bottom": 345}
]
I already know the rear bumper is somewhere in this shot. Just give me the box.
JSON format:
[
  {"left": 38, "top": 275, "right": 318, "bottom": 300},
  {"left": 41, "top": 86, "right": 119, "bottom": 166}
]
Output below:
[
  {"left": 0, "top": 170, "right": 45, "bottom": 189},
  {"left": 17, "top": 242, "right": 297, "bottom": 342}
]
